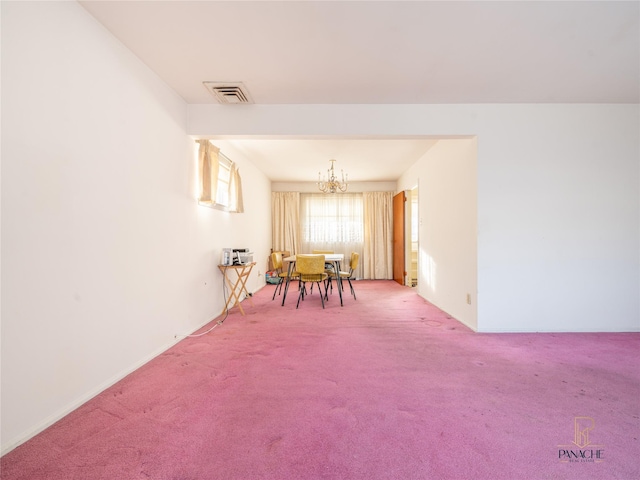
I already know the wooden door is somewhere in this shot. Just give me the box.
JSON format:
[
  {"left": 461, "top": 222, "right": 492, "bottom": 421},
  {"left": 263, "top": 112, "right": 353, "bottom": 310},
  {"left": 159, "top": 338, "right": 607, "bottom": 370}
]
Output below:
[{"left": 393, "top": 191, "right": 406, "bottom": 285}]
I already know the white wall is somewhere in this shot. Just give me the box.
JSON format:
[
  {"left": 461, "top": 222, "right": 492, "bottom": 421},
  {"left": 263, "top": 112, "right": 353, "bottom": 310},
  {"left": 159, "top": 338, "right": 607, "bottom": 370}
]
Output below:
[
  {"left": 205, "top": 139, "right": 273, "bottom": 279},
  {"left": 398, "top": 139, "right": 478, "bottom": 330},
  {"left": 189, "top": 103, "right": 640, "bottom": 333},
  {"left": 1, "top": 2, "right": 271, "bottom": 453},
  {"left": 475, "top": 106, "right": 639, "bottom": 332}
]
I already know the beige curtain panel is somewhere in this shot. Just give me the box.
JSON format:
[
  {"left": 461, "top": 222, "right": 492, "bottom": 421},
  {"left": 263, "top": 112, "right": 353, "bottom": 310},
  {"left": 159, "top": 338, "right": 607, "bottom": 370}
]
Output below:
[
  {"left": 196, "top": 140, "right": 220, "bottom": 205},
  {"left": 363, "top": 191, "right": 393, "bottom": 279},
  {"left": 272, "top": 192, "right": 300, "bottom": 254},
  {"left": 228, "top": 163, "right": 244, "bottom": 213}
]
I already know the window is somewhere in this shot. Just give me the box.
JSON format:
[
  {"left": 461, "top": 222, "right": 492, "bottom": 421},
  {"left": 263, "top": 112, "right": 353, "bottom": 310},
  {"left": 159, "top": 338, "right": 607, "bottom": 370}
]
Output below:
[
  {"left": 196, "top": 140, "right": 243, "bottom": 213},
  {"left": 215, "top": 153, "right": 232, "bottom": 208},
  {"left": 300, "top": 193, "right": 364, "bottom": 245},
  {"left": 299, "top": 193, "right": 364, "bottom": 277}
]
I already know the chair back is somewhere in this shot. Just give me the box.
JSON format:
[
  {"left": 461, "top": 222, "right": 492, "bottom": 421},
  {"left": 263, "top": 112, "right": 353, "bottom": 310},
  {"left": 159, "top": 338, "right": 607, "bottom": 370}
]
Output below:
[
  {"left": 312, "top": 250, "right": 335, "bottom": 272},
  {"left": 271, "top": 251, "right": 283, "bottom": 271},
  {"left": 350, "top": 252, "right": 360, "bottom": 273},
  {"left": 296, "top": 254, "right": 326, "bottom": 276}
]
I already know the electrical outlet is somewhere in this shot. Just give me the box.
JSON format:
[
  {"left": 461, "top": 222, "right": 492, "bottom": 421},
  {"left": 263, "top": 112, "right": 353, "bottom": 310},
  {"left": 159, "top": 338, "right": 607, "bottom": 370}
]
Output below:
[
  {"left": 257, "top": 270, "right": 262, "bottom": 277},
  {"left": 466, "top": 293, "right": 472, "bottom": 305}
]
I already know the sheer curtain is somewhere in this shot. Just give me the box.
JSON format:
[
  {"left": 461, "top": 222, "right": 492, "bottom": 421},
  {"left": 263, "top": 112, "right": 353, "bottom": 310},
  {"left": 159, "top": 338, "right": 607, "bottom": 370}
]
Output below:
[
  {"left": 300, "top": 193, "right": 364, "bottom": 279},
  {"left": 196, "top": 140, "right": 219, "bottom": 205},
  {"left": 363, "top": 191, "right": 393, "bottom": 279},
  {"left": 272, "top": 192, "right": 300, "bottom": 254}
]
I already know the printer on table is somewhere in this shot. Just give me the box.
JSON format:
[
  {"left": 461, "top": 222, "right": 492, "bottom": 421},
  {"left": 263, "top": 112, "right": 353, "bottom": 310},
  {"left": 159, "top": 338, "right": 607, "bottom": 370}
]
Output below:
[{"left": 232, "top": 248, "right": 253, "bottom": 265}]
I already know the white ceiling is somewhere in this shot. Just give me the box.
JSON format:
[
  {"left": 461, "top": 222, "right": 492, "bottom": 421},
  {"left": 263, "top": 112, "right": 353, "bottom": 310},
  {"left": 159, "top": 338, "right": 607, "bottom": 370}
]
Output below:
[
  {"left": 224, "top": 137, "right": 441, "bottom": 182},
  {"left": 79, "top": 1, "right": 639, "bottom": 182}
]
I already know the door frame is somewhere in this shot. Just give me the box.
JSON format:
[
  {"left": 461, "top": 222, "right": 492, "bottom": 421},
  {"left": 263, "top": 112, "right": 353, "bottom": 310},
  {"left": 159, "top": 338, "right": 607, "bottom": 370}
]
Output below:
[{"left": 392, "top": 191, "right": 406, "bottom": 285}]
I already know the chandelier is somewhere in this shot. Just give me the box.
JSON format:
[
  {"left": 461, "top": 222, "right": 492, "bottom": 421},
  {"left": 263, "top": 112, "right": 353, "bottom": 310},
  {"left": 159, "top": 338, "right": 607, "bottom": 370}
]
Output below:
[{"left": 317, "top": 159, "right": 348, "bottom": 194}]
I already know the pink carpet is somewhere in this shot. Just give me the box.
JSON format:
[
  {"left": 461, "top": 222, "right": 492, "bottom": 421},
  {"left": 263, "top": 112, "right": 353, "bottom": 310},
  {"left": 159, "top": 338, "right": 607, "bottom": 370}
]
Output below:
[{"left": 2, "top": 281, "right": 639, "bottom": 479}]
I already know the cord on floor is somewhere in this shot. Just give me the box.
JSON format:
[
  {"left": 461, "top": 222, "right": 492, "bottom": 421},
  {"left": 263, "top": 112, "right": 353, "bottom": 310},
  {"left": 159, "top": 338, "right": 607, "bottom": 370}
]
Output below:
[{"left": 174, "top": 267, "right": 231, "bottom": 338}]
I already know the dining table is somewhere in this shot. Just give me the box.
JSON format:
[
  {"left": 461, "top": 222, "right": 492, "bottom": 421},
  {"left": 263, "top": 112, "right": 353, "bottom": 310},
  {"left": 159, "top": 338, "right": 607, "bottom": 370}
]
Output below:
[{"left": 282, "top": 253, "right": 345, "bottom": 307}]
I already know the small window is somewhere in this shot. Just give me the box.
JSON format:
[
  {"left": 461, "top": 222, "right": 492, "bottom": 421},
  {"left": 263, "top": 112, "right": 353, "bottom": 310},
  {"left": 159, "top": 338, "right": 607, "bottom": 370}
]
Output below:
[
  {"left": 215, "top": 154, "right": 232, "bottom": 208},
  {"left": 196, "top": 140, "right": 243, "bottom": 213}
]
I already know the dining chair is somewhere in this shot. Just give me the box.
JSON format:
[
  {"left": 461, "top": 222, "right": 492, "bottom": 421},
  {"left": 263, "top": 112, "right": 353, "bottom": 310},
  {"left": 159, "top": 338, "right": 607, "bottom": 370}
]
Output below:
[
  {"left": 312, "top": 249, "right": 335, "bottom": 293},
  {"left": 295, "top": 254, "right": 329, "bottom": 309},
  {"left": 270, "top": 251, "right": 299, "bottom": 301},
  {"left": 311, "top": 250, "right": 335, "bottom": 272},
  {"left": 329, "top": 251, "right": 359, "bottom": 300}
]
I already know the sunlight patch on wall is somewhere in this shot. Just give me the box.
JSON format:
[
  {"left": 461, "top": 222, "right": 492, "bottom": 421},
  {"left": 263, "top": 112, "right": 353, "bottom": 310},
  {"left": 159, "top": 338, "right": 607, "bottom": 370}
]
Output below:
[{"left": 421, "top": 251, "right": 437, "bottom": 293}]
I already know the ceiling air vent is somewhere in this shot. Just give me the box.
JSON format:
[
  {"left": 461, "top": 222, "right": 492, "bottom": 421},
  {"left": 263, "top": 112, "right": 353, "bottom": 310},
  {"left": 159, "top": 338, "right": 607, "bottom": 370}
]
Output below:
[{"left": 203, "top": 82, "right": 254, "bottom": 104}]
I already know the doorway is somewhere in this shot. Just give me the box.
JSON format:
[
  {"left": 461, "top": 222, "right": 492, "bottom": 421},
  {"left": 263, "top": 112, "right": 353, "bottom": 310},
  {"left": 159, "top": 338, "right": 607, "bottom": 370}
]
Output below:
[
  {"left": 408, "top": 186, "right": 419, "bottom": 287},
  {"left": 393, "top": 188, "right": 419, "bottom": 288},
  {"left": 392, "top": 191, "right": 406, "bottom": 285}
]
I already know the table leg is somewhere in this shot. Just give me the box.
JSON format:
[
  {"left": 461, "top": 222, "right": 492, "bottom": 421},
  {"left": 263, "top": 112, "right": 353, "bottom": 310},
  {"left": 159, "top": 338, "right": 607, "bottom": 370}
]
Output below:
[
  {"left": 281, "top": 260, "right": 295, "bottom": 306},
  {"left": 334, "top": 260, "right": 344, "bottom": 306},
  {"left": 219, "top": 264, "right": 255, "bottom": 315},
  {"left": 236, "top": 267, "right": 254, "bottom": 307},
  {"left": 221, "top": 272, "right": 244, "bottom": 315}
]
